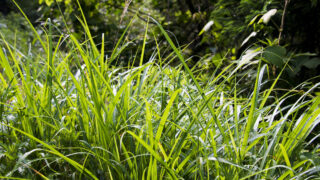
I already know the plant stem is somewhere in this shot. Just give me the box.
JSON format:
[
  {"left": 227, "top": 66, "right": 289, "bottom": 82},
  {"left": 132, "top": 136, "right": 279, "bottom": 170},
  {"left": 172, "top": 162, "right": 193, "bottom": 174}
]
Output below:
[{"left": 278, "top": 0, "right": 290, "bottom": 45}]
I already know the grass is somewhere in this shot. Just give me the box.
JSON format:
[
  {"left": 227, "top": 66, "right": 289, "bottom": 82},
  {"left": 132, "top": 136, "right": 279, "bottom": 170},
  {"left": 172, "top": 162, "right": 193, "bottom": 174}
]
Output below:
[{"left": 1, "top": 2, "right": 320, "bottom": 179}]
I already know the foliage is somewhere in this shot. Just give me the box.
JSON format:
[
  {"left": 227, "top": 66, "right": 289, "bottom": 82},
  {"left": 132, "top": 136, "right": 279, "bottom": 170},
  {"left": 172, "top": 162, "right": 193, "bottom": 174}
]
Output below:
[
  {"left": 149, "top": 0, "right": 320, "bottom": 86},
  {"left": 0, "top": 13, "right": 34, "bottom": 53},
  {"left": 1, "top": 3, "right": 320, "bottom": 179},
  {"left": 150, "top": 0, "right": 320, "bottom": 54},
  {"left": 2, "top": 0, "right": 320, "bottom": 87}
]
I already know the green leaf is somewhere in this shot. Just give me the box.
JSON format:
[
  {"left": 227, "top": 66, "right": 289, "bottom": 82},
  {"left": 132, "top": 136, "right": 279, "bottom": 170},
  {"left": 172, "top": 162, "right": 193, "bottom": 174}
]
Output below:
[
  {"left": 301, "top": 57, "right": 320, "bottom": 69},
  {"left": 1, "top": 123, "right": 98, "bottom": 180},
  {"left": 127, "top": 131, "right": 178, "bottom": 179},
  {"left": 262, "top": 46, "right": 286, "bottom": 67},
  {"left": 155, "top": 89, "right": 181, "bottom": 144},
  {"left": 248, "top": 14, "right": 262, "bottom": 26}
]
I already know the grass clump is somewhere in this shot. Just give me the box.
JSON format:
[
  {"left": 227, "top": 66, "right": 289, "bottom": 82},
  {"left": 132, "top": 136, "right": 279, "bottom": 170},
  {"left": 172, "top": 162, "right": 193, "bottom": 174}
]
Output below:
[{"left": 1, "top": 4, "right": 320, "bottom": 180}]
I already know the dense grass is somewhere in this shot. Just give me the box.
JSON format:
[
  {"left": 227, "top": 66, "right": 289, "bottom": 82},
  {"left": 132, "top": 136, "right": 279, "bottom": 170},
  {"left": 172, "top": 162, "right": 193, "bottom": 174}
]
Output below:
[{"left": 1, "top": 3, "right": 320, "bottom": 179}]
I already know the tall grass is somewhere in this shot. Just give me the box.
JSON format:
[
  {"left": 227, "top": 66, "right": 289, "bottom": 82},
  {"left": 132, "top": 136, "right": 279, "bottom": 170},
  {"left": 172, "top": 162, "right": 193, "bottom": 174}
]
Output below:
[{"left": 1, "top": 2, "right": 320, "bottom": 179}]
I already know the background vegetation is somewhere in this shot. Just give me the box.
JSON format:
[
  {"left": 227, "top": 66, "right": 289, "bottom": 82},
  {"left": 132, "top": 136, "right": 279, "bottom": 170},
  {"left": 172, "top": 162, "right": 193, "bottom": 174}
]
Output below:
[{"left": 1, "top": 0, "right": 320, "bottom": 179}]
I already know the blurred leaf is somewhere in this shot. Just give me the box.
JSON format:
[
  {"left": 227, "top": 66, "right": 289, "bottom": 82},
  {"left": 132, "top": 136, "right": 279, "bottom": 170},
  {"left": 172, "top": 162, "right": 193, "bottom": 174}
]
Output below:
[
  {"left": 45, "top": 0, "right": 54, "bottom": 6},
  {"left": 214, "top": 19, "right": 223, "bottom": 29},
  {"left": 301, "top": 57, "right": 320, "bottom": 69},
  {"left": 311, "top": 0, "right": 318, "bottom": 6},
  {"left": 248, "top": 14, "right": 262, "bottom": 26},
  {"left": 238, "top": 47, "right": 262, "bottom": 67},
  {"left": 262, "top": 46, "right": 286, "bottom": 67},
  {"left": 241, "top": 31, "right": 257, "bottom": 47}
]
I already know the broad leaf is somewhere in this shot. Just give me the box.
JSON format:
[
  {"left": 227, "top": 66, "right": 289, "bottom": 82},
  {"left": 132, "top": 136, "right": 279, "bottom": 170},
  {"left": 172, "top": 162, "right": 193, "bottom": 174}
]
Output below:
[{"left": 262, "top": 46, "right": 286, "bottom": 67}]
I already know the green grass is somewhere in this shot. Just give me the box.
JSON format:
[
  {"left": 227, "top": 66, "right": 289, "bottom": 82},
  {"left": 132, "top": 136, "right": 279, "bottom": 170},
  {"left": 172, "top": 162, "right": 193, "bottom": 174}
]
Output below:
[{"left": 1, "top": 3, "right": 320, "bottom": 179}]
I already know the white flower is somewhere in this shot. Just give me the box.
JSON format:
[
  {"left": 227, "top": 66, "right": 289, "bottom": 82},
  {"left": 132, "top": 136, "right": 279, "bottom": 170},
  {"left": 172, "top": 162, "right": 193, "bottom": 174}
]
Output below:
[
  {"left": 203, "top": 20, "right": 214, "bottom": 31},
  {"left": 241, "top": 32, "right": 257, "bottom": 47},
  {"left": 239, "top": 48, "right": 262, "bottom": 67},
  {"left": 260, "top": 9, "right": 277, "bottom": 24},
  {"left": 199, "top": 20, "right": 214, "bottom": 35}
]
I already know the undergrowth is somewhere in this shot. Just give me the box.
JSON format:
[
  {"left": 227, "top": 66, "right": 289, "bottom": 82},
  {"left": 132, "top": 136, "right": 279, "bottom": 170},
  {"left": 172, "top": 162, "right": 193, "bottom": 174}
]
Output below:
[{"left": 0, "top": 1, "right": 320, "bottom": 179}]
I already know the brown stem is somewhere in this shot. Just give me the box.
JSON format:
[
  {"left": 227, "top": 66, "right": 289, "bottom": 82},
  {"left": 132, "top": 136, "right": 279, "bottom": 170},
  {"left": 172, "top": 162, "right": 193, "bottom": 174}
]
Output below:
[
  {"left": 278, "top": 0, "right": 290, "bottom": 45},
  {"left": 120, "top": 0, "right": 132, "bottom": 24},
  {"left": 104, "top": 2, "right": 157, "bottom": 25}
]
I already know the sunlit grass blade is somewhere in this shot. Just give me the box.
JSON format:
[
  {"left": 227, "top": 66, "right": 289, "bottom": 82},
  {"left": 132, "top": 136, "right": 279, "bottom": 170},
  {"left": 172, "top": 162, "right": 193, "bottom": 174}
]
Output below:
[
  {"left": 0, "top": 122, "right": 98, "bottom": 180},
  {"left": 11, "top": 0, "right": 47, "bottom": 52},
  {"left": 152, "top": 17, "right": 228, "bottom": 143},
  {"left": 127, "top": 131, "right": 178, "bottom": 179},
  {"left": 75, "top": 0, "right": 99, "bottom": 58},
  {"left": 155, "top": 89, "right": 181, "bottom": 144},
  {"left": 279, "top": 144, "right": 294, "bottom": 177},
  {"left": 240, "top": 63, "right": 264, "bottom": 158}
]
